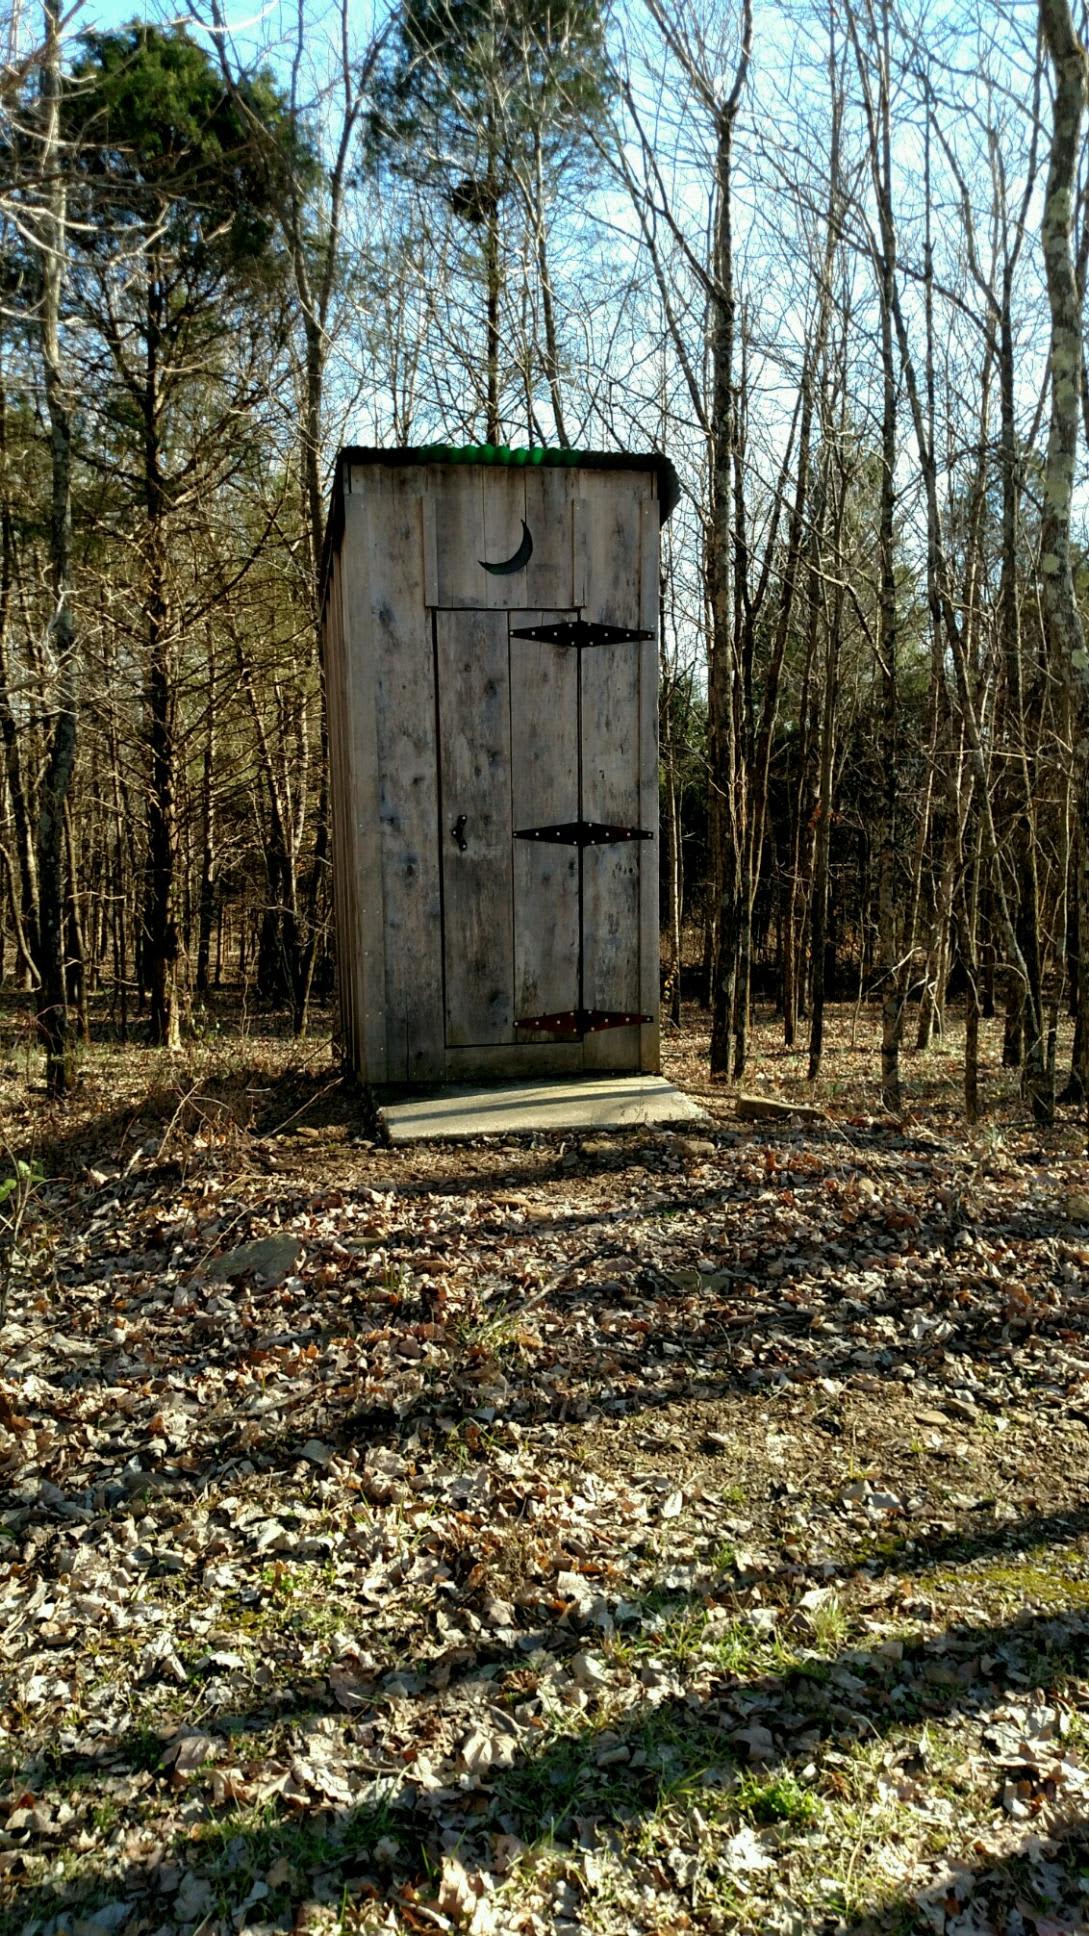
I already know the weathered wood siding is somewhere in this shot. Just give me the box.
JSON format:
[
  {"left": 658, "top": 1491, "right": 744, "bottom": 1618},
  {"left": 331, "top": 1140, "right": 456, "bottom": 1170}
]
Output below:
[
  {"left": 510, "top": 615, "right": 580, "bottom": 1034},
  {"left": 578, "top": 470, "right": 658, "bottom": 1073},
  {"left": 322, "top": 456, "right": 662, "bottom": 1087},
  {"left": 436, "top": 607, "right": 514, "bottom": 1046}
]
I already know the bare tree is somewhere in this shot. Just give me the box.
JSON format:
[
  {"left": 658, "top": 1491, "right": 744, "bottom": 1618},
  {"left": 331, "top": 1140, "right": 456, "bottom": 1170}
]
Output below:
[
  {"left": 197, "top": 0, "right": 391, "bottom": 1032},
  {"left": 32, "top": 0, "right": 78, "bottom": 1092},
  {"left": 1034, "top": 2, "right": 1089, "bottom": 1118}
]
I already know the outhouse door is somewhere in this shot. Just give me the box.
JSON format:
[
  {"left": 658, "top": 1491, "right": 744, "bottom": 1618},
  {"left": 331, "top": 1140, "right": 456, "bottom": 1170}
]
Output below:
[{"left": 436, "top": 607, "right": 653, "bottom": 1049}]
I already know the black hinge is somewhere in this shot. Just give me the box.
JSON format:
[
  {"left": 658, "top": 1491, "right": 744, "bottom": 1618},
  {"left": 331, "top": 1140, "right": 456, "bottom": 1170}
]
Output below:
[
  {"left": 515, "top": 821, "right": 652, "bottom": 847},
  {"left": 516, "top": 1007, "right": 653, "bottom": 1036},
  {"left": 510, "top": 620, "right": 652, "bottom": 648}
]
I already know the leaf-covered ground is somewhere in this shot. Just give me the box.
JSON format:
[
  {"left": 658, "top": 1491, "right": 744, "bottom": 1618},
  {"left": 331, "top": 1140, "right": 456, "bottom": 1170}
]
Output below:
[{"left": 3, "top": 1004, "right": 1089, "bottom": 1936}]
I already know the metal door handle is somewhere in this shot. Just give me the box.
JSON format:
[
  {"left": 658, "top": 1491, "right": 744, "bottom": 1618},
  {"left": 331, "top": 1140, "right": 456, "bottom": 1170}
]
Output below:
[{"left": 452, "top": 814, "right": 468, "bottom": 851}]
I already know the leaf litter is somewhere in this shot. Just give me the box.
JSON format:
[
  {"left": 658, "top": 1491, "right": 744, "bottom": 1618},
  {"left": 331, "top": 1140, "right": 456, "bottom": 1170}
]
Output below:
[{"left": 2, "top": 1010, "right": 1089, "bottom": 1934}]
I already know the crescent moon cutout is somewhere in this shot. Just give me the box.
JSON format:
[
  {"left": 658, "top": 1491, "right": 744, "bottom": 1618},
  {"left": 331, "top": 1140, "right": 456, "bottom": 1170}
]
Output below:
[{"left": 480, "top": 520, "right": 533, "bottom": 575}]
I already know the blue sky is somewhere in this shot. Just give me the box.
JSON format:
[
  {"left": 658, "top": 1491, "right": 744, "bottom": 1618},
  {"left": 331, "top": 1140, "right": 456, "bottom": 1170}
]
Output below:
[{"left": 63, "top": 0, "right": 378, "bottom": 59}]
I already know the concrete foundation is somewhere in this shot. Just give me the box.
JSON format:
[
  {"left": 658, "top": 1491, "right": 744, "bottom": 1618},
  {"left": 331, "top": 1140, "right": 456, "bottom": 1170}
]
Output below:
[{"left": 379, "top": 1074, "right": 708, "bottom": 1145}]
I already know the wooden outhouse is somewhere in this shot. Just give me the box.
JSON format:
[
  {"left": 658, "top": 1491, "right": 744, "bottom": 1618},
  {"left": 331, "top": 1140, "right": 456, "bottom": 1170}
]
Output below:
[{"left": 320, "top": 446, "right": 678, "bottom": 1087}]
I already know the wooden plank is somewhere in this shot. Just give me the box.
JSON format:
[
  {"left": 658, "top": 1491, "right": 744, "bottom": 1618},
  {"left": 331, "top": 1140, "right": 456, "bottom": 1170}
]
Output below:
[
  {"left": 523, "top": 467, "right": 575, "bottom": 609},
  {"left": 340, "top": 539, "right": 369, "bottom": 1078},
  {"left": 638, "top": 495, "right": 661, "bottom": 1074},
  {"left": 331, "top": 553, "right": 361, "bottom": 1073},
  {"left": 421, "top": 490, "right": 439, "bottom": 606},
  {"left": 426, "top": 465, "right": 548, "bottom": 611},
  {"left": 360, "top": 468, "right": 445, "bottom": 1083},
  {"left": 339, "top": 483, "right": 387, "bottom": 1082},
  {"left": 445, "top": 1040, "right": 585, "bottom": 1081},
  {"left": 427, "top": 465, "right": 489, "bottom": 608},
  {"left": 578, "top": 466, "right": 650, "bottom": 625},
  {"left": 574, "top": 1025, "right": 642, "bottom": 1073},
  {"left": 323, "top": 551, "right": 353, "bottom": 1068},
  {"left": 509, "top": 610, "right": 580, "bottom": 1042},
  {"left": 574, "top": 496, "right": 589, "bottom": 610},
  {"left": 579, "top": 472, "right": 648, "bottom": 1070},
  {"left": 581, "top": 843, "right": 641, "bottom": 1029},
  {"left": 480, "top": 471, "right": 529, "bottom": 608},
  {"left": 425, "top": 466, "right": 576, "bottom": 610},
  {"left": 436, "top": 607, "right": 514, "bottom": 1044}
]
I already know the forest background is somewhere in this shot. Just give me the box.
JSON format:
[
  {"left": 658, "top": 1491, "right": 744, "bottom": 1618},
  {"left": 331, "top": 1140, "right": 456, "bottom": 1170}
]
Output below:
[{"left": 3, "top": 0, "right": 1089, "bottom": 1122}]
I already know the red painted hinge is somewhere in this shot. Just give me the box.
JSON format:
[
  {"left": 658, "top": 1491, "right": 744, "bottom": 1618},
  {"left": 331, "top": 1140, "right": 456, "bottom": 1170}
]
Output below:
[{"left": 516, "top": 1008, "right": 653, "bottom": 1036}]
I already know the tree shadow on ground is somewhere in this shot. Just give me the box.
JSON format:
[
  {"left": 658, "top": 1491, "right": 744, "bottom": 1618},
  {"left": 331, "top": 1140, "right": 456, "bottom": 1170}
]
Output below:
[
  {"left": 9, "top": 1045, "right": 1089, "bottom": 1928},
  {"left": 6, "top": 1577, "right": 1089, "bottom": 1935},
  {"left": 11, "top": 1171, "right": 1088, "bottom": 1527},
  {"left": 17, "top": 1059, "right": 370, "bottom": 1181}
]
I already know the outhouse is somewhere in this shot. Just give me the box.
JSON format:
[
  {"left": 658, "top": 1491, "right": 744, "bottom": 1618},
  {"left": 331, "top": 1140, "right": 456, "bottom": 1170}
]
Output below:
[{"left": 320, "top": 445, "right": 678, "bottom": 1087}]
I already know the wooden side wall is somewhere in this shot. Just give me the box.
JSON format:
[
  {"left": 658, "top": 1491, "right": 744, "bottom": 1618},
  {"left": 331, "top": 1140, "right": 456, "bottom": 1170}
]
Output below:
[
  {"left": 322, "top": 469, "right": 443, "bottom": 1085},
  {"left": 363, "top": 470, "right": 445, "bottom": 1082}
]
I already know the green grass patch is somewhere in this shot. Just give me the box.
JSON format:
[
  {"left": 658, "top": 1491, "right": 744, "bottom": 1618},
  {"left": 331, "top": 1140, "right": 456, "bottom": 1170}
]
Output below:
[
  {"left": 494, "top": 1704, "right": 734, "bottom": 1842},
  {"left": 735, "top": 1769, "right": 819, "bottom": 1826},
  {"left": 919, "top": 1546, "right": 1089, "bottom": 1613}
]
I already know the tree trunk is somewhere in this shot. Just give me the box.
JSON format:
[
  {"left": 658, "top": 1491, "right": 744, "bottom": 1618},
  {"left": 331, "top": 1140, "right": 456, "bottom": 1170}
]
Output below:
[
  {"left": 1038, "top": 0, "right": 1089, "bottom": 1140},
  {"left": 484, "top": 147, "right": 501, "bottom": 445},
  {"left": 34, "top": 0, "right": 78, "bottom": 1094},
  {"left": 532, "top": 125, "right": 569, "bottom": 448},
  {"left": 706, "top": 34, "right": 749, "bottom": 1077},
  {"left": 785, "top": 486, "right": 825, "bottom": 1050},
  {"left": 195, "top": 638, "right": 217, "bottom": 998},
  {"left": 808, "top": 462, "right": 844, "bottom": 1083},
  {"left": 0, "top": 378, "right": 40, "bottom": 984},
  {"left": 64, "top": 803, "right": 88, "bottom": 1041}
]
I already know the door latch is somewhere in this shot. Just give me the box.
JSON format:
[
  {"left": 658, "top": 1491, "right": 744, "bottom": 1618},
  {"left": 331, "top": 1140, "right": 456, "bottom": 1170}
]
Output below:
[{"left": 451, "top": 814, "right": 468, "bottom": 851}]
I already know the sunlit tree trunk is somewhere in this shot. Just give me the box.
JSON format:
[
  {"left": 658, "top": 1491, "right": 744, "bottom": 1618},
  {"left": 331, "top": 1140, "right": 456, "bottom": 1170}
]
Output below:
[
  {"left": 195, "top": 630, "right": 217, "bottom": 998},
  {"left": 142, "top": 272, "right": 181, "bottom": 1051},
  {"left": 1039, "top": 0, "right": 1089, "bottom": 1134},
  {"left": 34, "top": 0, "right": 79, "bottom": 1092},
  {"left": 704, "top": 9, "right": 752, "bottom": 1078}
]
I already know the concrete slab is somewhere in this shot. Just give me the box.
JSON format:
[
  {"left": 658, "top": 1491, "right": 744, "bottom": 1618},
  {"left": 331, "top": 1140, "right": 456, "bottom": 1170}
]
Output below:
[{"left": 379, "top": 1075, "right": 708, "bottom": 1144}]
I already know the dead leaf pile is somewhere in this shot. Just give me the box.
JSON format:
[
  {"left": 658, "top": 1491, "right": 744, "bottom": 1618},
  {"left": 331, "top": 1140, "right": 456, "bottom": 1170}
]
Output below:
[{"left": 3, "top": 1012, "right": 1089, "bottom": 1934}]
